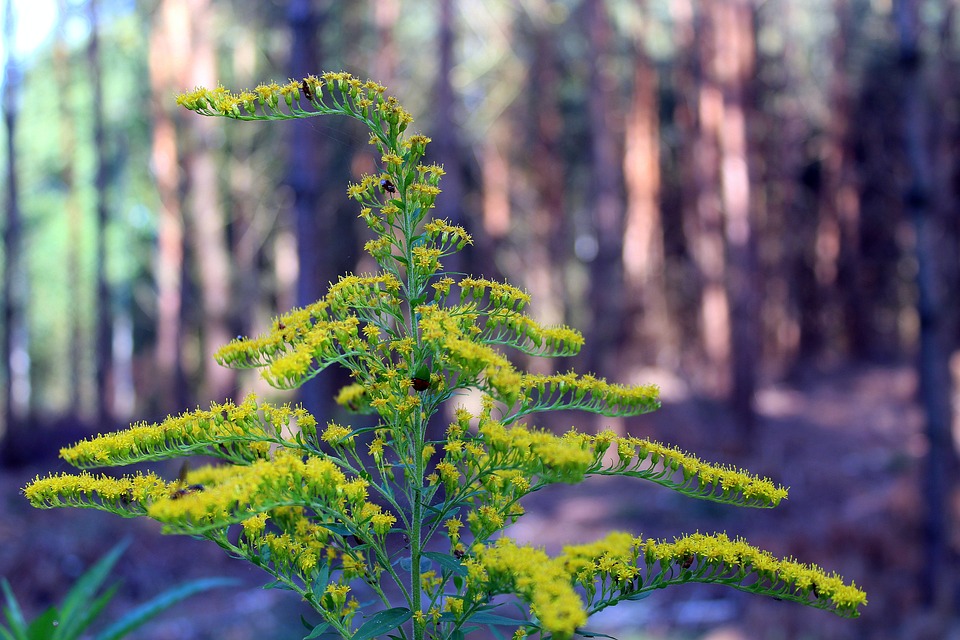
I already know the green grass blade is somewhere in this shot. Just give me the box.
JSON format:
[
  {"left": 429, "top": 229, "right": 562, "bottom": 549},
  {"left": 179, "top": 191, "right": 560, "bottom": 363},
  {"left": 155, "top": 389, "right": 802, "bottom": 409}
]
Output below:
[
  {"left": 0, "top": 580, "right": 29, "bottom": 639},
  {"left": 93, "top": 577, "right": 239, "bottom": 640},
  {"left": 54, "top": 541, "right": 129, "bottom": 639}
]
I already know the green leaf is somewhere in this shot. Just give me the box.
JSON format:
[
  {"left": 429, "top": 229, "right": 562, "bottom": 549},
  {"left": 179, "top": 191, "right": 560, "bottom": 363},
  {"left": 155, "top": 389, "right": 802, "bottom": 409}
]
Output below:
[
  {"left": 262, "top": 580, "right": 294, "bottom": 591},
  {"left": 422, "top": 552, "right": 466, "bottom": 576},
  {"left": 351, "top": 608, "right": 412, "bottom": 640},
  {"left": 321, "top": 523, "right": 353, "bottom": 537},
  {"left": 25, "top": 607, "right": 58, "bottom": 640},
  {"left": 301, "top": 622, "right": 330, "bottom": 639},
  {"left": 300, "top": 615, "right": 315, "bottom": 631},
  {"left": 55, "top": 540, "right": 129, "bottom": 639},
  {"left": 0, "top": 579, "right": 29, "bottom": 638},
  {"left": 94, "top": 577, "right": 238, "bottom": 640},
  {"left": 578, "top": 631, "right": 618, "bottom": 639},
  {"left": 68, "top": 583, "right": 120, "bottom": 639},
  {"left": 311, "top": 564, "right": 331, "bottom": 596},
  {"left": 467, "top": 612, "right": 529, "bottom": 626}
]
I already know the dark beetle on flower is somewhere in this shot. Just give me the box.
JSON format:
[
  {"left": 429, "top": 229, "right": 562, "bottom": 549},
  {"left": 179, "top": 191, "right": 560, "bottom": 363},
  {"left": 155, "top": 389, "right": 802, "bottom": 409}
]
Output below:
[{"left": 380, "top": 178, "right": 396, "bottom": 194}]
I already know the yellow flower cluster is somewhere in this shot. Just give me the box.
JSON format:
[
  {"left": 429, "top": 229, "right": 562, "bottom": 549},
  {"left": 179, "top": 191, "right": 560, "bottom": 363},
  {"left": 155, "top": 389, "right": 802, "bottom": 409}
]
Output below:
[
  {"left": 416, "top": 304, "right": 522, "bottom": 403},
  {"left": 482, "top": 307, "right": 585, "bottom": 357},
  {"left": 24, "top": 470, "right": 169, "bottom": 514},
  {"left": 54, "top": 394, "right": 312, "bottom": 468},
  {"left": 574, "top": 431, "right": 790, "bottom": 508},
  {"left": 458, "top": 278, "right": 531, "bottom": 311},
  {"left": 516, "top": 371, "right": 661, "bottom": 417},
  {"left": 549, "top": 530, "right": 866, "bottom": 618},
  {"left": 478, "top": 419, "right": 594, "bottom": 484},
  {"left": 175, "top": 72, "right": 413, "bottom": 136},
  {"left": 465, "top": 538, "right": 586, "bottom": 639},
  {"left": 145, "top": 450, "right": 393, "bottom": 537}
]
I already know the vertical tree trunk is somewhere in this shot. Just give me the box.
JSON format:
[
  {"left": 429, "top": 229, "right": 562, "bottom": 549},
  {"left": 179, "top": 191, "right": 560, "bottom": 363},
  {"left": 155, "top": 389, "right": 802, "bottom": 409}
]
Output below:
[
  {"left": 895, "top": 0, "right": 957, "bottom": 613},
  {"left": 148, "top": 0, "right": 189, "bottom": 414},
  {"left": 690, "top": 5, "right": 730, "bottom": 392},
  {"left": 2, "top": 0, "right": 29, "bottom": 460},
  {"left": 55, "top": 0, "right": 86, "bottom": 417},
  {"left": 432, "top": 0, "right": 465, "bottom": 277},
  {"left": 88, "top": 0, "right": 114, "bottom": 427},
  {"left": 522, "top": 22, "right": 569, "bottom": 341},
  {"left": 584, "top": 0, "right": 625, "bottom": 377},
  {"left": 669, "top": 0, "right": 708, "bottom": 367},
  {"left": 809, "top": 0, "right": 864, "bottom": 358},
  {"left": 287, "top": 0, "right": 330, "bottom": 420},
  {"left": 184, "top": 0, "right": 234, "bottom": 403},
  {"left": 622, "top": 11, "right": 670, "bottom": 361},
  {"left": 712, "top": 0, "right": 758, "bottom": 432}
]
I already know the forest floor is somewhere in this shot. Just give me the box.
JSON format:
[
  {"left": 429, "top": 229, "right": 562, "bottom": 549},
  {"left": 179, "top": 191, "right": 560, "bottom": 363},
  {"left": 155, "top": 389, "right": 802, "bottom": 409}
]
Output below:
[{"left": 1, "top": 361, "right": 955, "bottom": 640}]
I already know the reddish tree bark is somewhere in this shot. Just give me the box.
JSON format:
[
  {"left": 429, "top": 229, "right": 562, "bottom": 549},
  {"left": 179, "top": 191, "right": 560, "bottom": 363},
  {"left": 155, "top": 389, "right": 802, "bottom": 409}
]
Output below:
[
  {"left": 88, "top": 0, "right": 115, "bottom": 427},
  {"left": 622, "top": 20, "right": 671, "bottom": 360},
  {"left": 712, "top": 0, "right": 759, "bottom": 431},
  {"left": 584, "top": 0, "right": 626, "bottom": 377},
  {"left": 172, "top": 0, "right": 235, "bottom": 404},
  {"left": 148, "top": 0, "right": 190, "bottom": 414},
  {"left": 432, "top": 0, "right": 466, "bottom": 278}
]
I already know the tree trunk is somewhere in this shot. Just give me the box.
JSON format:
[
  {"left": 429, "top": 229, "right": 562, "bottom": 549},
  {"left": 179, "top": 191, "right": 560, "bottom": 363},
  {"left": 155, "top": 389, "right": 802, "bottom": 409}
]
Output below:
[
  {"left": 523, "top": 21, "right": 569, "bottom": 347},
  {"left": 622, "top": 16, "right": 670, "bottom": 362},
  {"left": 690, "top": 5, "right": 730, "bottom": 393},
  {"left": 808, "top": 0, "right": 864, "bottom": 359},
  {"left": 287, "top": 0, "right": 331, "bottom": 421},
  {"left": 432, "top": 0, "right": 465, "bottom": 278},
  {"left": 55, "top": 0, "right": 86, "bottom": 417},
  {"left": 184, "top": 0, "right": 234, "bottom": 403},
  {"left": 711, "top": 0, "right": 758, "bottom": 432},
  {"left": 584, "top": 0, "right": 625, "bottom": 378},
  {"left": 88, "top": 0, "right": 114, "bottom": 428},
  {"left": 895, "top": 0, "right": 958, "bottom": 614},
  {"left": 148, "top": 0, "right": 189, "bottom": 415},
  {"left": 2, "top": 0, "right": 29, "bottom": 461}
]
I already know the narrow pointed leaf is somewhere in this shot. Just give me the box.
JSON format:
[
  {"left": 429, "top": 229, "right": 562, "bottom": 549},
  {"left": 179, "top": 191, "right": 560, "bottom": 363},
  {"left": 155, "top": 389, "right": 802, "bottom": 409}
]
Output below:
[
  {"left": 94, "top": 578, "right": 238, "bottom": 640},
  {"left": 351, "top": 608, "right": 411, "bottom": 640}
]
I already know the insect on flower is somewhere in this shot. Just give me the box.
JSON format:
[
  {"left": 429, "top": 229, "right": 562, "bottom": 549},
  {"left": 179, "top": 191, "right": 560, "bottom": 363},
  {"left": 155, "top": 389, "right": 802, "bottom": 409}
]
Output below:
[
  {"left": 301, "top": 79, "right": 313, "bottom": 101},
  {"left": 171, "top": 461, "right": 204, "bottom": 499},
  {"left": 380, "top": 178, "right": 397, "bottom": 194},
  {"left": 170, "top": 484, "right": 204, "bottom": 499}
]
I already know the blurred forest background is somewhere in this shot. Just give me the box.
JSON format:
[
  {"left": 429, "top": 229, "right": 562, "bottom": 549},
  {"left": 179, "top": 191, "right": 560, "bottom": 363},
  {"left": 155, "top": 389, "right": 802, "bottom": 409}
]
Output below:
[{"left": 2, "top": 0, "right": 960, "bottom": 638}]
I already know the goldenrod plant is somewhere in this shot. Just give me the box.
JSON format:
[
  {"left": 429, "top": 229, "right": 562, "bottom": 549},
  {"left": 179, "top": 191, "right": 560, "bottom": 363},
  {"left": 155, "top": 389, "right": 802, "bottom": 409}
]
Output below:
[{"left": 24, "top": 72, "right": 866, "bottom": 640}]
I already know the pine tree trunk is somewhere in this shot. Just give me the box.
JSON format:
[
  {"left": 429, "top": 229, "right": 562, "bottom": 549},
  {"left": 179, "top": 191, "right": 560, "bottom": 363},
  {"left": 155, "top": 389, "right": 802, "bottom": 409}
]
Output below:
[
  {"left": 287, "top": 0, "right": 330, "bottom": 420},
  {"left": 523, "top": 22, "right": 569, "bottom": 351},
  {"left": 55, "top": 1, "right": 85, "bottom": 417},
  {"left": 691, "top": 4, "right": 730, "bottom": 393},
  {"left": 184, "top": 0, "right": 234, "bottom": 403},
  {"left": 622, "top": 22, "right": 670, "bottom": 361},
  {"left": 896, "top": 0, "right": 958, "bottom": 613},
  {"left": 712, "top": 0, "right": 758, "bottom": 433},
  {"left": 2, "top": 0, "right": 29, "bottom": 461},
  {"left": 432, "top": 0, "right": 465, "bottom": 278},
  {"left": 584, "top": 0, "right": 625, "bottom": 378},
  {"left": 148, "top": 0, "right": 189, "bottom": 415},
  {"left": 88, "top": 0, "right": 114, "bottom": 427}
]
